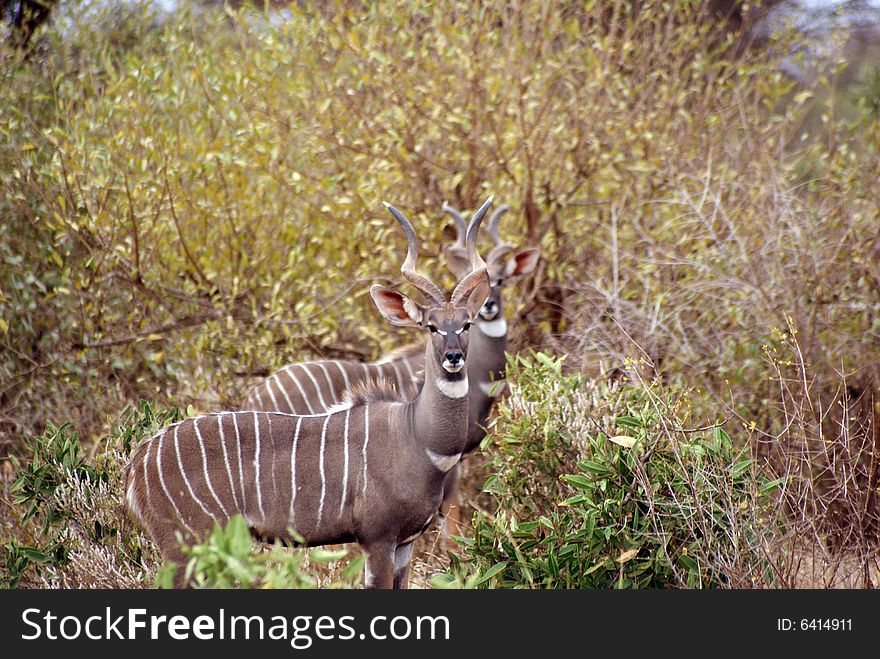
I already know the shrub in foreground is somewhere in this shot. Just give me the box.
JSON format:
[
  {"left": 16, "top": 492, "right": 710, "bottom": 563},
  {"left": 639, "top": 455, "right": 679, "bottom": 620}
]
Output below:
[
  {"left": 448, "top": 353, "right": 779, "bottom": 588},
  {"left": 158, "top": 515, "right": 362, "bottom": 589},
  {"left": 3, "top": 402, "right": 180, "bottom": 588}
]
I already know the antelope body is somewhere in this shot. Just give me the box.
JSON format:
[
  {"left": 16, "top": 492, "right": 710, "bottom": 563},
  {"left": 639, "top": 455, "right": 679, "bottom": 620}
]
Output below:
[{"left": 125, "top": 198, "right": 493, "bottom": 588}]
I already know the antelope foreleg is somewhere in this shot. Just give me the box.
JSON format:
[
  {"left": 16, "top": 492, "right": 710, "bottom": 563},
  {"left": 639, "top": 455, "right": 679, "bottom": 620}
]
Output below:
[{"left": 363, "top": 542, "right": 395, "bottom": 589}]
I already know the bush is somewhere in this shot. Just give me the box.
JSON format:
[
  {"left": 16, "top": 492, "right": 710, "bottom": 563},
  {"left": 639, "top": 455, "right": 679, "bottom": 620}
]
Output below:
[
  {"left": 1, "top": 0, "right": 799, "bottom": 445},
  {"left": 450, "top": 353, "right": 778, "bottom": 588},
  {"left": 158, "top": 515, "right": 363, "bottom": 589},
  {"left": 2, "top": 401, "right": 181, "bottom": 588}
]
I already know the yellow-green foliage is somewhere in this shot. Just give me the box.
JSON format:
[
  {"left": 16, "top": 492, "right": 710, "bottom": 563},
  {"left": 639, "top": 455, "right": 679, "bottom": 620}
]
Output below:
[
  {"left": 451, "top": 353, "right": 776, "bottom": 589},
  {"left": 2, "top": 0, "right": 816, "bottom": 440},
  {"left": 158, "top": 515, "right": 363, "bottom": 589}
]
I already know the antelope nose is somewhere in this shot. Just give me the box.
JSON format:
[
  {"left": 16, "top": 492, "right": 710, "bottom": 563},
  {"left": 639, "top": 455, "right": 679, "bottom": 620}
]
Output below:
[{"left": 445, "top": 351, "right": 463, "bottom": 365}]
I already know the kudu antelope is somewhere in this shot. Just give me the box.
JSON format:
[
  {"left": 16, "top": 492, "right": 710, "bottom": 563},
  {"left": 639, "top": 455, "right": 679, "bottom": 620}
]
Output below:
[
  {"left": 435, "top": 202, "right": 540, "bottom": 524},
  {"left": 243, "top": 201, "right": 540, "bottom": 530},
  {"left": 440, "top": 201, "right": 540, "bottom": 450},
  {"left": 124, "top": 199, "right": 493, "bottom": 588}
]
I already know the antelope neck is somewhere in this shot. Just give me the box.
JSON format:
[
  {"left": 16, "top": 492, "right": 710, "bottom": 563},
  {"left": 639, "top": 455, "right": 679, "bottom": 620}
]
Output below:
[
  {"left": 471, "top": 316, "right": 508, "bottom": 380},
  {"left": 408, "top": 342, "right": 470, "bottom": 461}
]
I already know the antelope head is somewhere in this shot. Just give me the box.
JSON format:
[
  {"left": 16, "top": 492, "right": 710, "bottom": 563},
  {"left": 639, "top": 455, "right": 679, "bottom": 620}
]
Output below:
[
  {"left": 370, "top": 198, "right": 493, "bottom": 382},
  {"left": 442, "top": 202, "right": 540, "bottom": 328}
]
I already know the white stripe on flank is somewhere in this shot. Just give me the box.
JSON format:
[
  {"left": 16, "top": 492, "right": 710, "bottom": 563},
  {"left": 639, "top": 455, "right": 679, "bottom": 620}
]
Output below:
[
  {"left": 284, "top": 366, "right": 316, "bottom": 414},
  {"left": 174, "top": 424, "right": 218, "bottom": 524},
  {"left": 316, "top": 362, "right": 337, "bottom": 405},
  {"left": 334, "top": 361, "right": 351, "bottom": 394},
  {"left": 302, "top": 363, "right": 329, "bottom": 410},
  {"left": 389, "top": 361, "right": 404, "bottom": 395},
  {"left": 156, "top": 431, "right": 196, "bottom": 535},
  {"left": 233, "top": 413, "right": 247, "bottom": 511},
  {"left": 289, "top": 416, "right": 302, "bottom": 525},
  {"left": 317, "top": 414, "right": 331, "bottom": 526},
  {"left": 324, "top": 400, "right": 354, "bottom": 415},
  {"left": 401, "top": 357, "right": 416, "bottom": 386},
  {"left": 361, "top": 406, "right": 370, "bottom": 496},
  {"left": 339, "top": 408, "right": 351, "bottom": 517},
  {"left": 272, "top": 373, "right": 296, "bottom": 414},
  {"left": 216, "top": 415, "right": 240, "bottom": 510},
  {"left": 126, "top": 470, "right": 140, "bottom": 520},
  {"left": 251, "top": 386, "right": 264, "bottom": 410},
  {"left": 194, "top": 417, "right": 230, "bottom": 518},
  {"left": 264, "top": 376, "right": 281, "bottom": 413},
  {"left": 267, "top": 414, "right": 278, "bottom": 498},
  {"left": 130, "top": 439, "right": 153, "bottom": 522},
  {"left": 253, "top": 412, "right": 266, "bottom": 523}
]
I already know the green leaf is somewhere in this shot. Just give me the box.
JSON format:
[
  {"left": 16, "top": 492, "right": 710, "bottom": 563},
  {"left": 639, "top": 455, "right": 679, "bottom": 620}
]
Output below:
[
  {"left": 615, "top": 416, "right": 642, "bottom": 428},
  {"left": 561, "top": 474, "right": 593, "bottom": 490},
  {"left": 474, "top": 561, "right": 508, "bottom": 586}
]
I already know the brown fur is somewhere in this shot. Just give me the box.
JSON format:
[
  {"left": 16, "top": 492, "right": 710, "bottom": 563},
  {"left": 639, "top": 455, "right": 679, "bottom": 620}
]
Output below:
[{"left": 343, "top": 377, "right": 411, "bottom": 406}]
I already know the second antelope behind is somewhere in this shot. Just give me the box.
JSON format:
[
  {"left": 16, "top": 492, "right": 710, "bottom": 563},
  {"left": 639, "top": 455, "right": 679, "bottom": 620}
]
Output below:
[{"left": 124, "top": 198, "right": 493, "bottom": 588}]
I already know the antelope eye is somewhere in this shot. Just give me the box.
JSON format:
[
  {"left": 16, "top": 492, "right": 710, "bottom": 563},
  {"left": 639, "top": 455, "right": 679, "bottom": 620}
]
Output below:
[
  {"left": 463, "top": 322, "right": 472, "bottom": 331},
  {"left": 427, "top": 324, "right": 438, "bottom": 334}
]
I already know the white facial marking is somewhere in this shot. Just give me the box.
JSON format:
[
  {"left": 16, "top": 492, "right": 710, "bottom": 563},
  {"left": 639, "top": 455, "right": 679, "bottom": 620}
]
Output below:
[
  {"left": 442, "top": 360, "right": 464, "bottom": 373},
  {"left": 435, "top": 376, "right": 469, "bottom": 398},
  {"left": 478, "top": 317, "right": 507, "bottom": 337},
  {"left": 479, "top": 380, "right": 507, "bottom": 397},
  {"left": 426, "top": 448, "right": 462, "bottom": 472}
]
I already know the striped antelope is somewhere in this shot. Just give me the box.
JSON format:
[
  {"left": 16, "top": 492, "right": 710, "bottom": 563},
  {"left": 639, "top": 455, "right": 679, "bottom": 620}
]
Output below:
[
  {"left": 124, "top": 198, "right": 493, "bottom": 588},
  {"left": 242, "top": 345, "right": 423, "bottom": 416},
  {"left": 436, "top": 202, "right": 540, "bottom": 524},
  {"left": 243, "top": 201, "right": 540, "bottom": 527},
  {"left": 440, "top": 201, "right": 541, "bottom": 451}
]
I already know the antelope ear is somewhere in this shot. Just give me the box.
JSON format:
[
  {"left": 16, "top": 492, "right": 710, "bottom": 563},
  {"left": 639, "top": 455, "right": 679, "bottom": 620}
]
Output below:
[
  {"left": 370, "top": 285, "right": 424, "bottom": 327},
  {"left": 504, "top": 248, "right": 541, "bottom": 278},
  {"left": 443, "top": 246, "right": 472, "bottom": 279},
  {"left": 464, "top": 274, "right": 492, "bottom": 321}
]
